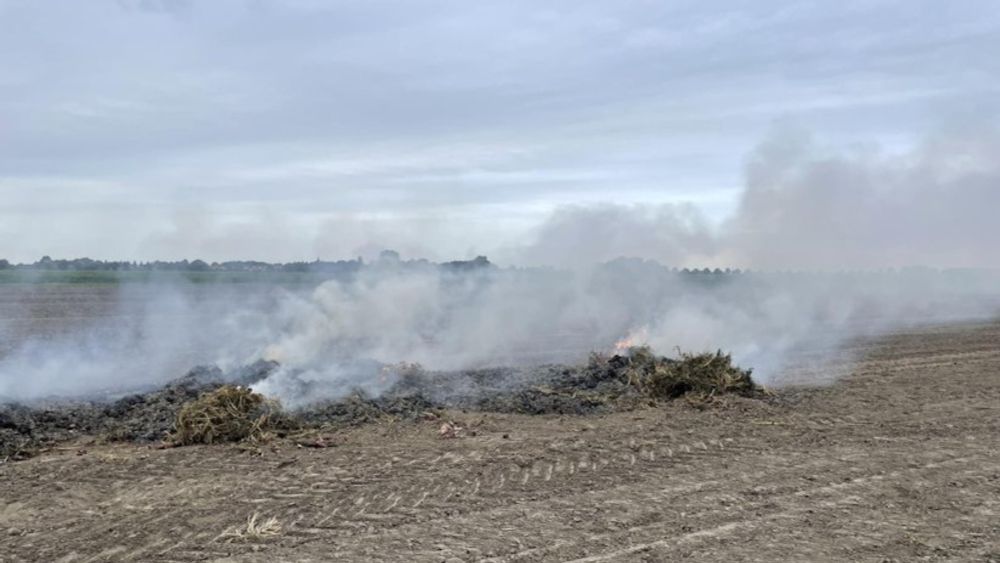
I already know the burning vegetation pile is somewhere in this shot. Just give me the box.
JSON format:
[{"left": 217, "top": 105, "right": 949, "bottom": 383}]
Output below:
[
  {"left": 1, "top": 347, "right": 759, "bottom": 461},
  {"left": 428, "top": 346, "right": 757, "bottom": 415},
  {"left": 620, "top": 347, "right": 757, "bottom": 402}
]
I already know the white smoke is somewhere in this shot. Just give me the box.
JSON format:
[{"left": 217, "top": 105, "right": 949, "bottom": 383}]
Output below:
[
  {"left": 515, "top": 125, "right": 1000, "bottom": 270},
  {"left": 251, "top": 264, "right": 999, "bottom": 406},
  {"left": 2, "top": 127, "right": 999, "bottom": 405},
  {"left": 0, "top": 280, "right": 280, "bottom": 400},
  {"left": 248, "top": 125, "right": 1000, "bottom": 403}
]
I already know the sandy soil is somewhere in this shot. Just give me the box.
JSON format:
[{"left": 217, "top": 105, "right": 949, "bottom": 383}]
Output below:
[{"left": 2, "top": 321, "right": 999, "bottom": 562}]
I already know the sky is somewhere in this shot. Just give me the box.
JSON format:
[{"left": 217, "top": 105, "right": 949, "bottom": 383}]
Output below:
[{"left": 1, "top": 0, "right": 998, "bottom": 264}]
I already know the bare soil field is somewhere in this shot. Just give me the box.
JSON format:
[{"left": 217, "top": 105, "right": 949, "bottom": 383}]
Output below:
[
  {"left": 0, "top": 283, "right": 282, "bottom": 368},
  {"left": 1, "top": 319, "right": 998, "bottom": 562}
]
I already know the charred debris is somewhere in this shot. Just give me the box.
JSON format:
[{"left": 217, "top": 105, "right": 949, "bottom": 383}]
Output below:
[{"left": 1, "top": 347, "right": 759, "bottom": 460}]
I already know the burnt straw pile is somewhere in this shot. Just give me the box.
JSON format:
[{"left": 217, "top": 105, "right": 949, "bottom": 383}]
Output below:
[
  {"left": 1, "top": 347, "right": 758, "bottom": 460},
  {"left": 0, "top": 360, "right": 279, "bottom": 460}
]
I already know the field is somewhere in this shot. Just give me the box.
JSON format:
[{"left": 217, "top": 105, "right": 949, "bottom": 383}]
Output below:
[
  {"left": 1, "top": 286, "right": 999, "bottom": 561},
  {"left": 0, "top": 270, "right": 340, "bottom": 285}
]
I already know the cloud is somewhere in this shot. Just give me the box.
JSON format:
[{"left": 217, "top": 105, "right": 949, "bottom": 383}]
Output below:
[{"left": 1, "top": 1, "right": 999, "bottom": 262}]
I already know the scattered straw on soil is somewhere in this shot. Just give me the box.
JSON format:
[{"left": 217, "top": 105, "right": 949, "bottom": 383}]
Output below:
[
  {"left": 216, "top": 513, "right": 283, "bottom": 543},
  {"left": 170, "top": 386, "right": 284, "bottom": 446}
]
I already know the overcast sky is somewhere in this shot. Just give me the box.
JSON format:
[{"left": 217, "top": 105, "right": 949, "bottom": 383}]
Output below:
[{"left": 1, "top": 0, "right": 998, "bottom": 263}]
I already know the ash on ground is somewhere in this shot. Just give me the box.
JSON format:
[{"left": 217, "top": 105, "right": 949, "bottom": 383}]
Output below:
[{"left": 1, "top": 348, "right": 758, "bottom": 460}]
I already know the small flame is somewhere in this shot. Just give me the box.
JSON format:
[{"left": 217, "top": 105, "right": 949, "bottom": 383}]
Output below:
[
  {"left": 613, "top": 336, "right": 634, "bottom": 352},
  {"left": 613, "top": 327, "right": 649, "bottom": 353}
]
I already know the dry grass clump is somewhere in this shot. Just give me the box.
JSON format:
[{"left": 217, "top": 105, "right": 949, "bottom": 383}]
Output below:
[
  {"left": 622, "top": 346, "right": 756, "bottom": 401},
  {"left": 217, "top": 512, "right": 283, "bottom": 543},
  {"left": 171, "top": 385, "right": 282, "bottom": 446}
]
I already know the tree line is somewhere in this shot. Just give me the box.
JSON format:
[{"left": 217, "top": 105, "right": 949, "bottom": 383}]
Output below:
[{"left": 0, "top": 251, "right": 494, "bottom": 274}]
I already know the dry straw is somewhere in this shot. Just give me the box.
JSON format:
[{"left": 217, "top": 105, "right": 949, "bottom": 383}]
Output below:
[
  {"left": 217, "top": 512, "right": 283, "bottom": 543},
  {"left": 623, "top": 346, "right": 756, "bottom": 401},
  {"left": 171, "top": 385, "right": 282, "bottom": 445}
]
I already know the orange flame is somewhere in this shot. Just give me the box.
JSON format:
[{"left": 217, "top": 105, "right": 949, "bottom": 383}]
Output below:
[
  {"left": 613, "top": 336, "right": 634, "bottom": 352},
  {"left": 612, "top": 327, "right": 649, "bottom": 353}
]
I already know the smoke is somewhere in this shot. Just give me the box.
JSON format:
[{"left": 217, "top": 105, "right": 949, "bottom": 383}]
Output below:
[
  {"left": 2, "top": 127, "right": 999, "bottom": 405},
  {"left": 252, "top": 124, "right": 1000, "bottom": 401},
  {"left": 1, "top": 259, "right": 997, "bottom": 406},
  {"left": 516, "top": 125, "right": 1000, "bottom": 269},
  {"left": 249, "top": 265, "right": 632, "bottom": 407},
  {"left": 0, "top": 280, "right": 280, "bottom": 400},
  {"left": 514, "top": 203, "right": 719, "bottom": 270},
  {"left": 728, "top": 125, "right": 1000, "bottom": 269}
]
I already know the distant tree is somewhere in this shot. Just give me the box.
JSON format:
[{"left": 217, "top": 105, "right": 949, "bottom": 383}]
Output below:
[
  {"left": 441, "top": 255, "right": 493, "bottom": 271},
  {"left": 379, "top": 249, "right": 401, "bottom": 262},
  {"left": 0, "top": 259, "right": 10, "bottom": 270},
  {"left": 189, "top": 259, "right": 210, "bottom": 272}
]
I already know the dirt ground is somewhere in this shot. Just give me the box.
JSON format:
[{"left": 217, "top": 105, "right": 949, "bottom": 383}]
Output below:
[
  {"left": 0, "top": 284, "right": 285, "bottom": 380},
  {"left": 2, "top": 321, "right": 999, "bottom": 562}
]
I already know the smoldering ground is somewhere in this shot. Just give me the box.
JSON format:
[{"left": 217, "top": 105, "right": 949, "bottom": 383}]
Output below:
[
  {"left": 1, "top": 262, "right": 997, "bottom": 408},
  {"left": 256, "top": 264, "right": 1000, "bottom": 406}
]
